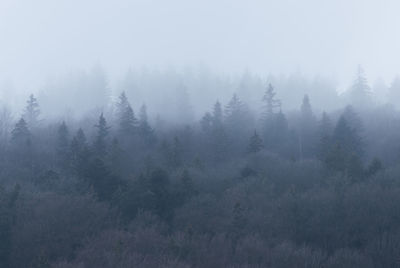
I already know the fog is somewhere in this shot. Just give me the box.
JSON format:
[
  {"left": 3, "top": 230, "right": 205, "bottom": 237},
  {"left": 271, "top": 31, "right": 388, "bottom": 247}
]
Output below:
[
  {"left": 1, "top": 0, "right": 400, "bottom": 114},
  {"left": 5, "top": 2, "right": 400, "bottom": 267}
]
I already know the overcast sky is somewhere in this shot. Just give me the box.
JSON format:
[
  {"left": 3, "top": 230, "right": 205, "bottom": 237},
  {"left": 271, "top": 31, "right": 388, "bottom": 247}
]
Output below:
[{"left": 0, "top": 0, "right": 399, "bottom": 93}]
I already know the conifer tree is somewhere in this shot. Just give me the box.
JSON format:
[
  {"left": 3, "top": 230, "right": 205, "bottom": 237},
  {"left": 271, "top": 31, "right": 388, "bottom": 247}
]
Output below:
[
  {"left": 349, "top": 65, "right": 372, "bottom": 108},
  {"left": 247, "top": 130, "right": 263, "bottom": 153},
  {"left": 70, "top": 128, "right": 90, "bottom": 176},
  {"left": 93, "top": 113, "right": 110, "bottom": 158},
  {"left": 262, "top": 83, "right": 280, "bottom": 117},
  {"left": 11, "top": 118, "right": 30, "bottom": 145},
  {"left": 56, "top": 121, "right": 70, "bottom": 169},
  {"left": 138, "top": 104, "right": 156, "bottom": 145},
  {"left": 23, "top": 94, "right": 40, "bottom": 128},
  {"left": 318, "top": 112, "right": 333, "bottom": 161},
  {"left": 299, "top": 94, "right": 317, "bottom": 158},
  {"left": 116, "top": 92, "right": 138, "bottom": 137}
]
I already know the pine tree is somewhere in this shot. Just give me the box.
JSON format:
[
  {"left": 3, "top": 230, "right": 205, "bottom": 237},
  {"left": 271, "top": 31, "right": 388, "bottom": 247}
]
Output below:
[
  {"left": 70, "top": 128, "right": 90, "bottom": 176},
  {"left": 138, "top": 104, "right": 155, "bottom": 145},
  {"left": 11, "top": 118, "right": 30, "bottom": 145},
  {"left": 23, "top": 94, "right": 40, "bottom": 128},
  {"left": 116, "top": 92, "right": 138, "bottom": 137},
  {"left": 349, "top": 65, "right": 372, "bottom": 109},
  {"left": 325, "top": 115, "right": 364, "bottom": 177},
  {"left": 212, "top": 101, "right": 223, "bottom": 127},
  {"left": 262, "top": 83, "right": 281, "bottom": 117},
  {"left": 247, "top": 130, "right": 263, "bottom": 153},
  {"left": 318, "top": 112, "right": 333, "bottom": 161},
  {"left": 93, "top": 113, "right": 110, "bottom": 158},
  {"left": 299, "top": 94, "right": 317, "bottom": 158},
  {"left": 56, "top": 121, "right": 70, "bottom": 169}
]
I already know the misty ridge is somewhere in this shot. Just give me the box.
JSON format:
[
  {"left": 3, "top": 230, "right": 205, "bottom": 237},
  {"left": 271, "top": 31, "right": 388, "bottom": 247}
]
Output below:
[
  {"left": 1, "top": 62, "right": 400, "bottom": 268},
  {"left": 4, "top": 0, "right": 400, "bottom": 267}
]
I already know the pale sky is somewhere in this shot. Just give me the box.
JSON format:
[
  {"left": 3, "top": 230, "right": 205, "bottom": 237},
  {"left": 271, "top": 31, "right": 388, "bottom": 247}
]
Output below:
[{"left": 0, "top": 0, "right": 399, "bottom": 93}]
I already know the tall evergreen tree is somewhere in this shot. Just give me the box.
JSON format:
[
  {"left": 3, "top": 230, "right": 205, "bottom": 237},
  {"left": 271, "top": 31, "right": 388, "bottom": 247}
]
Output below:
[
  {"left": 11, "top": 118, "right": 30, "bottom": 145},
  {"left": 247, "top": 130, "right": 263, "bottom": 153},
  {"left": 298, "top": 94, "right": 317, "bottom": 158},
  {"left": 70, "top": 128, "right": 90, "bottom": 176},
  {"left": 138, "top": 104, "right": 156, "bottom": 145},
  {"left": 23, "top": 94, "right": 40, "bottom": 128},
  {"left": 262, "top": 83, "right": 281, "bottom": 117},
  {"left": 349, "top": 65, "right": 372, "bottom": 109},
  {"left": 116, "top": 92, "right": 138, "bottom": 137},
  {"left": 56, "top": 121, "right": 70, "bottom": 169},
  {"left": 318, "top": 112, "right": 333, "bottom": 161},
  {"left": 93, "top": 113, "right": 110, "bottom": 158}
]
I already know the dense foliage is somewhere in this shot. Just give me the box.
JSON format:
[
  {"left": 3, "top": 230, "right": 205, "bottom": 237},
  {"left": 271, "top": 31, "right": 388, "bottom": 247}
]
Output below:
[{"left": 1, "top": 70, "right": 400, "bottom": 267}]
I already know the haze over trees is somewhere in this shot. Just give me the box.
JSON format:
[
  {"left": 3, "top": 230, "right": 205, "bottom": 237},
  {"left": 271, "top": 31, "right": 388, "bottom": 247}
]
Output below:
[{"left": 1, "top": 64, "right": 400, "bottom": 267}]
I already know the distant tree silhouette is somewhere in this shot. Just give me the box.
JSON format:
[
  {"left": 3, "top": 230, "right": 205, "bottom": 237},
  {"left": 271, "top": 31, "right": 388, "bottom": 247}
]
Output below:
[
  {"left": 23, "top": 94, "right": 40, "bottom": 128},
  {"left": 247, "top": 130, "right": 263, "bottom": 153}
]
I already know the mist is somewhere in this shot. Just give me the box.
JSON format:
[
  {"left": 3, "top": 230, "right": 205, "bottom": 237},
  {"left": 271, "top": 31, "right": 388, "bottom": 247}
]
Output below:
[
  {"left": 2, "top": 0, "right": 400, "bottom": 108},
  {"left": 2, "top": 1, "right": 400, "bottom": 268}
]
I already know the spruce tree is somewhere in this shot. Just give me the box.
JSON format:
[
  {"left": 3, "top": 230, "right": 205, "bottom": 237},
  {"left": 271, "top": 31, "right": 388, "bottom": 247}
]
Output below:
[
  {"left": 318, "top": 112, "right": 333, "bottom": 161},
  {"left": 23, "top": 94, "right": 40, "bottom": 128},
  {"left": 116, "top": 92, "right": 138, "bottom": 137},
  {"left": 11, "top": 118, "right": 30, "bottom": 145},
  {"left": 138, "top": 104, "right": 155, "bottom": 145},
  {"left": 56, "top": 121, "right": 70, "bottom": 169},
  {"left": 262, "top": 83, "right": 280, "bottom": 117},
  {"left": 248, "top": 130, "right": 263, "bottom": 153},
  {"left": 70, "top": 129, "right": 87, "bottom": 172},
  {"left": 93, "top": 113, "right": 110, "bottom": 158},
  {"left": 299, "top": 94, "right": 317, "bottom": 158},
  {"left": 349, "top": 65, "right": 372, "bottom": 109}
]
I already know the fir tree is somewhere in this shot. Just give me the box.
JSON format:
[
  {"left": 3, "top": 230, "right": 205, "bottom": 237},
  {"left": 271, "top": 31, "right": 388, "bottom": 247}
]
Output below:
[
  {"left": 93, "top": 113, "right": 110, "bottom": 158},
  {"left": 138, "top": 104, "right": 155, "bottom": 145},
  {"left": 349, "top": 65, "right": 372, "bottom": 108},
  {"left": 116, "top": 92, "right": 138, "bottom": 137},
  {"left": 318, "top": 112, "right": 333, "bottom": 161},
  {"left": 23, "top": 94, "right": 40, "bottom": 128},
  {"left": 11, "top": 118, "right": 30, "bottom": 145},
  {"left": 70, "top": 128, "right": 90, "bottom": 176},
  {"left": 262, "top": 83, "right": 280, "bottom": 117},
  {"left": 56, "top": 121, "right": 70, "bottom": 169},
  {"left": 247, "top": 130, "right": 263, "bottom": 153}
]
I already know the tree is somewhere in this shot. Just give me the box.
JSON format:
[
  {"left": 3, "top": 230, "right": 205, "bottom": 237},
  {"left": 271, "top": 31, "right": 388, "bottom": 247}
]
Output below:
[
  {"left": 262, "top": 83, "right": 281, "bottom": 118},
  {"left": 23, "top": 94, "right": 40, "bottom": 128},
  {"left": 116, "top": 92, "right": 138, "bottom": 138},
  {"left": 325, "top": 115, "right": 364, "bottom": 177},
  {"left": 298, "top": 94, "right": 317, "bottom": 158},
  {"left": 388, "top": 76, "right": 400, "bottom": 107},
  {"left": 225, "top": 94, "right": 252, "bottom": 150},
  {"left": 318, "top": 112, "right": 333, "bottom": 161},
  {"left": 349, "top": 65, "right": 372, "bottom": 109},
  {"left": 138, "top": 104, "right": 156, "bottom": 145},
  {"left": 70, "top": 128, "right": 90, "bottom": 176},
  {"left": 247, "top": 130, "right": 263, "bottom": 153},
  {"left": 11, "top": 118, "right": 30, "bottom": 147},
  {"left": 93, "top": 113, "right": 110, "bottom": 158},
  {"left": 56, "top": 121, "right": 70, "bottom": 170}
]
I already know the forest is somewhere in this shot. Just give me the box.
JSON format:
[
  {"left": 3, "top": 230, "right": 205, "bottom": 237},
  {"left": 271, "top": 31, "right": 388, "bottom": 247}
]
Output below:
[{"left": 1, "top": 66, "right": 400, "bottom": 268}]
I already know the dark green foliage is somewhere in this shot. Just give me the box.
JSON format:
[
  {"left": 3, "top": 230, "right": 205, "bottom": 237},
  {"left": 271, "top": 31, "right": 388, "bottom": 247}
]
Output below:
[
  {"left": 56, "top": 121, "right": 70, "bottom": 169},
  {"left": 11, "top": 118, "right": 30, "bottom": 145},
  {"left": 138, "top": 104, "right": 156, "bottom": 145},
  {"left": 116, "top": 92, "right": 138, "bottom": 138},
  {"left": 70, "top": 128, "right": 90, "bottom": 176},
  {"left": 93, "top": 113, "right": 110, "bottom": 158},
  {"left": 0, "top": 184, "right": 19, "bottom": 268},
  {"left": 247, "top": 130, "right": 263, "bottom": 153},
  {"left": 84, "top": 158, "right": 123, "bottom": 201}
]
